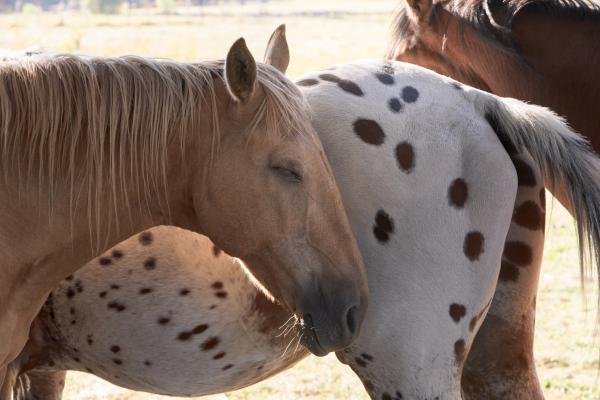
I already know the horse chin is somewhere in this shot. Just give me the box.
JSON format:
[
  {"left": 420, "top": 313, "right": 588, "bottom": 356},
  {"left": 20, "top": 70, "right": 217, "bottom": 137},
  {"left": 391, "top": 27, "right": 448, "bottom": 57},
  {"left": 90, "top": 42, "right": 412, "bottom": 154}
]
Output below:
[{"left": 299, "top": 325, "right": 329, "bottom": 357}]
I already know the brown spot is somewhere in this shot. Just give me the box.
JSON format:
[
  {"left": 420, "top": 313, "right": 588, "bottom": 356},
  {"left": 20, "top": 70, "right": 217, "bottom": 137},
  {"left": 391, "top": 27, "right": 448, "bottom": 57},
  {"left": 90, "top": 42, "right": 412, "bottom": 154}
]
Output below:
[
  {"left": 338, "top": 79, "right": 364, "bottom": 96},
  {"left": 144, "top": 360, "right": 152, "bottom": 366},
  {"left": 112, "top": 249, "right": 124, "bottom": 259},
  {"left": 382, "top": 394, "right": 392, "bottom": 400},
  {"left": 355, "top": 357, "right": 367, "bottom": 367},
  {"left": 512, "top": 158, "right": 536, "bottom": 187},
  {"left": 65, "top": 275, "right": 74, "bottom": 281},
  {"left": 212, "top": 245, "right": 222, "bottom": 257},
  {"left": 499, "top": 260, "right": 519, "bottom": 282},
  {"left": 395, "top": 141, "right": 415, "bottom": 173},
  {"left": 99, "top": 257, "right": 112, "bottom": 266},
  {"left": 503, "top": 241, "right": 533, "bottom": 267},
  {"left": 177, "top": 325, "right": 208, "bottom": 341},
  {"left": 86, "top": 335, "right": 94, "bottom": 345},
  {"left": 139, "top": 288, "right": 153, "bottom": 295},
  {"left": 201, "top": 336, "right": 220, "bottom": 351},
  {"left": 139, "top": 231, "right": 153, "bottom": 245},
  {"left": 158, "top": 317, "right": 170, "bottom": 325},
  {"left": 454, "top": 339, "right": 466, "bottom": 364},
  {"left": 110, "top": 345, "right": 120, "bottom": 353},
  {"left": 99, "top": 291, "right": 107, "bottom": 298},
  {"left": 463, "top": 231, "right": 485, "bottom": 261},
  {"left": 375, "top": 72, "right": 395, "bottom": 85},
  {"left": 179, "top": 288, "right": 190, "bottom": 296},
  {"left": 211, "top": 281, "right": 224, "bottom": 289},
  {"left": 213, "top": 352, "right": 226, "bottom": 360},
  {"left": 513, "top": 200, "right": 543, "bottom": 230},
  {"left": 144, "top": 257, "right": 157, "bottom": 270},
  {"left": 388, "top": 97, "right": 403, "bottom": 113},
  {"left": 296, "top": 78, "right": 319, "bottom": 87},
  {"left": 66, "top": 288, "right": 75, "bottom": 299},
  {"left": 449, "top": 303, "right": 467, "bottom": 323},
  {"left": 373, "top": 210, "right": 394, "bottom": 243},
  {"left": 222, "top": 364, "right": 234, "bottom": 371},
  {"left": 110, "top": 284, "right": 120, "bottom": 290},
  {"left": 193, "top": 324, "right": 209, "bottom": 334},
  {"left": 448, "top": 178, "right": 468, "bottom": 208},
  {"left": 215, "top": 291, "right": 228, "bottom": 299},
  {"left": 112, "top": 359, "right": 123, "bottom": 365},
  {"left": 401, "top": 86, "right": 419, "bottom": 103},
  {"left": 361, "top": 353, "right": 374, "bottom": 361},
  {"left": 107, "top": 301, "right": 126, "bottom": 312},
  {"left": 319, "top": 73, "right": 341, "bottom": 83},
  {"left": 354, "top": 119, "right": 385, "bottom": 146}
]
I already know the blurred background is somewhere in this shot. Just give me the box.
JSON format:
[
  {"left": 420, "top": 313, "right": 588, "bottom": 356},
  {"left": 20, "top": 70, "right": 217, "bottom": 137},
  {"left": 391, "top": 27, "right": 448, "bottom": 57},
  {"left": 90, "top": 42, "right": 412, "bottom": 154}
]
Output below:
[{"left": 1, "top": 1, "right": 598, "bottom": 399}]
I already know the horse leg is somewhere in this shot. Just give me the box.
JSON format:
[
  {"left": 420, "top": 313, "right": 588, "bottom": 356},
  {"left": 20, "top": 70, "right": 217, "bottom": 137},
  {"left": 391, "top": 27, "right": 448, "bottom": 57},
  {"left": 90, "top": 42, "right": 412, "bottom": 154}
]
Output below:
[
  {"left": 12, "top": 370, "right": 66, "bottom": 400},
  {"left": 462, "top": 155, "right": 545, "bottom": 400},
  {"left": 0, "top": 306, "right": 62, "bottom": 400},
  {"left": 0, "top": 363, "right": 18, "bottom": 400}
]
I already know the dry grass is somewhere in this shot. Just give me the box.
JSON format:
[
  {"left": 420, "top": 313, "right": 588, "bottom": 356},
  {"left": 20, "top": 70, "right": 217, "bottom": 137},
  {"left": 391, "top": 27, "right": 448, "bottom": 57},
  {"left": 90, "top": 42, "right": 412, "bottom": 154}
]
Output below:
[{"left": 2, "top": 3, "right": 598, "bottom": 398}]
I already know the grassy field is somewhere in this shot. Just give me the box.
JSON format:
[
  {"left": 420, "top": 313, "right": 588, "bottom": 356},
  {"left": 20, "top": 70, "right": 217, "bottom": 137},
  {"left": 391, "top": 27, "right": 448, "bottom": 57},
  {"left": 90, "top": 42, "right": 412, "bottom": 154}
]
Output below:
[{"left": 2, "top": 2, "right": 599, "bottom": 399}]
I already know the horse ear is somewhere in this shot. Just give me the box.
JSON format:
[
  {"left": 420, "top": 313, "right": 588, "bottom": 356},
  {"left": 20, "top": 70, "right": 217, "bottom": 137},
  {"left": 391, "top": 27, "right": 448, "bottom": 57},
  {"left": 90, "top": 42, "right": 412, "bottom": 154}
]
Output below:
[
  {"left": 263, "top": 24, "right": 290, "bottom": 74},
  {"left": 225, "top": 38, "right": 257, "bottom": 103},
  {"left": 404, "top": 0, "right": 433, "bottom": 22}
]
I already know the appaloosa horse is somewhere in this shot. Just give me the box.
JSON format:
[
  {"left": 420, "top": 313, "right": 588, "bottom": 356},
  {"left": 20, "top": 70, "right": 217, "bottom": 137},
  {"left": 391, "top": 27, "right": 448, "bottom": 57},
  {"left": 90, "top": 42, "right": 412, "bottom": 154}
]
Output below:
[
  {"left": 387, "top": 0, "right": 600, "bottom": 396},
  {"left": 11, "top": 60, "right": 600, "bottom": 399},
  {"left": 0, "top": 26, "right": 369, "bottom": 393}
]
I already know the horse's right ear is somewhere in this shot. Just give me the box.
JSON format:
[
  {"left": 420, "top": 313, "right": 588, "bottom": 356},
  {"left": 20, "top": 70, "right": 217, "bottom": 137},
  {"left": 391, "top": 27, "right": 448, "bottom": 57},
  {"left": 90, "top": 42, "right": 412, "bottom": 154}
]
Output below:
[
  {"left": 263, "top": 24, "right": 290, "bottom": 74},
  {"left": 225, "top": 38, "right": 257, "bottom": 103},
  {"left": 404, "top": 0, "right": 433, "bottom": 22}
]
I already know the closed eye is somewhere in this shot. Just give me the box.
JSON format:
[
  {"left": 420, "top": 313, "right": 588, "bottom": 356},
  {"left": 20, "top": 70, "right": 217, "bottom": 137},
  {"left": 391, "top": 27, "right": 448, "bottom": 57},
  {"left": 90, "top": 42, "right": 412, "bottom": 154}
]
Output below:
[{"left": 271, "top": 165, "right": 303, "bottom": 182}]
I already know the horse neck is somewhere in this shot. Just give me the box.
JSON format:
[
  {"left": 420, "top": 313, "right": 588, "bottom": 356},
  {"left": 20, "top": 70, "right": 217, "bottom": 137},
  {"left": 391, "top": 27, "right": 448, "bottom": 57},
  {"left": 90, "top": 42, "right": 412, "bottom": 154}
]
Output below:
[
  {"left": 0, "top": 102, "right": 220, "bottom": 288},
  {"left": 458, "top": 13, "right": 600, "bottom": 146}
]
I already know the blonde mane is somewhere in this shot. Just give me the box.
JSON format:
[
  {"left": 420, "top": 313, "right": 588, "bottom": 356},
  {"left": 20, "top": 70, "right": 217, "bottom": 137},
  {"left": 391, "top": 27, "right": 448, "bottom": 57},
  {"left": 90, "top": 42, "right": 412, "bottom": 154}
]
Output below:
[{"left": 0, "top": 52, "right": 310, "bottom": 246}]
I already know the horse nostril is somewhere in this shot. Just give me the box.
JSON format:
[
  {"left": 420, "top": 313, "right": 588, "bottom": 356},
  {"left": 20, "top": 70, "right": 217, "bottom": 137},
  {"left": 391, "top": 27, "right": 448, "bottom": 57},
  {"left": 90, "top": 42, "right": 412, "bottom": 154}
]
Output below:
[{"left": 345, "top": 306, "right": 358, "bottom": 336}]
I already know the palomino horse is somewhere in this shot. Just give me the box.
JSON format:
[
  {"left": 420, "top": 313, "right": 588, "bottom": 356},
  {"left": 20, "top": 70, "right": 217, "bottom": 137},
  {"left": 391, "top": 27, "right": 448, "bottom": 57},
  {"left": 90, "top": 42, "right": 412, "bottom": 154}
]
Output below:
[
  {"left": 10, "top": 61, "right": 600, "bottom": 399},
  {"left": 387, "top": 0, "right": 600, "bottom": 396},
  {"left": 0, "top": 26, "right": 369, "bottom": 391}
]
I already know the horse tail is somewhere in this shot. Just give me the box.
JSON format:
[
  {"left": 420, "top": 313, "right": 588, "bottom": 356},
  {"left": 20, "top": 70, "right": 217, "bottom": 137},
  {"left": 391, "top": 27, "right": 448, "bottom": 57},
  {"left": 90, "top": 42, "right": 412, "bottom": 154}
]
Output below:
[{"left": 475, "top": 93, "right": 600, "bottom": 290}]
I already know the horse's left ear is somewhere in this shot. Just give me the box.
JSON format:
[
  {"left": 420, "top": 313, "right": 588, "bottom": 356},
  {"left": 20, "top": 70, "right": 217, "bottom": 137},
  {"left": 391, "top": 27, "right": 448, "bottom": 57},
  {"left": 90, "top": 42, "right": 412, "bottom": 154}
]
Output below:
[
  {"left": 404, "top": 0, "right": 433, "bottom": 22},
  {"left": 263, "top": 24, "right": 289, "bottom": 74},
  {"left": 225, "top": 37, "right": 257, "bottom": 103}
]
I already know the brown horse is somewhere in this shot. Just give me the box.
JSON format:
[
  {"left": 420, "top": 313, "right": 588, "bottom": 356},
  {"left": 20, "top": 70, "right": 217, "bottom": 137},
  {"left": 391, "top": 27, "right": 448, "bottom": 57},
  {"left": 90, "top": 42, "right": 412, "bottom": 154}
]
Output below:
[
  {"left": 388, "top": 0, "right": 600, "bottom": 151},
  {"left": 388, "top": 1, "right": 599, "bottom": 398},
  {"left": 0, "top": 26, "right": 368, "bottom": 389}
]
